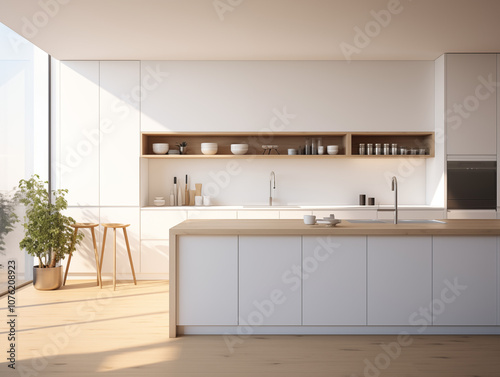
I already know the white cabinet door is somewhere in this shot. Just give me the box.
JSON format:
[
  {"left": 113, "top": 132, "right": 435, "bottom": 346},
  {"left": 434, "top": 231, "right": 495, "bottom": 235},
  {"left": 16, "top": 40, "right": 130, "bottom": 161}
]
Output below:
[
  {"left": 279, "top": 210, "right": 312, "bottom": 219},
  {"left": 239, "top": 236, "right": 301, "bottom": 326},
  {"left": 178, "top": 236, "right": 238, "bottom": 325},
  {"left": 141, "top": 209, "right": 187, "bottom": 239},
  {"left": 59, "top": 61, "right": 100, "bottom": 206},
  {"left": 237, "top": 210, "right": 280, "bottom": 219},
  {"left": 100, "top": 61, "right": 140, "bottom": 206},
  {"left": 367, "top": 236, "right": 432, "bottom": 325},
  {"left": 433, "top": 236, "right": 497, "bottom": 325},
  {"left": 446, "top": 54, "right": 497, "bottom": 156},
  {"left": 188, "top": 210, "right": 237, "bottom": 219},
  {"left": 303, "top": 236, "right": 366, "bottom": 325},
  {"left": 140, "top": 240, "right": 169, "bottom": 275}
]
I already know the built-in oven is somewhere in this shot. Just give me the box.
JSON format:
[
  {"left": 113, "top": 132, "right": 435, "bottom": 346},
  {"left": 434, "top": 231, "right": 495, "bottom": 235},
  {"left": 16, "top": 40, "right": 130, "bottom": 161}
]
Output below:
[{"left": 447, "top": 161, "right": 496, "bottom": 209}]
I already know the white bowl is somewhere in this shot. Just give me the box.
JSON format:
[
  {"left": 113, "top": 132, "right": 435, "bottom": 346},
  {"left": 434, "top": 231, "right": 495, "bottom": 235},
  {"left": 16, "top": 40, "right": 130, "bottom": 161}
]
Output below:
[
  {"left": 201, "top": 148, "right": 218, "bottom": 155},
  {"left": 327, "top": 145, "right": 339, "bottom": 155},
  {"left": 201, "top": 143, "right": 218, "bottom": 155},
  {"left": 152, "top": 143, "right": 169, "bottom": 154},
  {"left": 153, "top": 199, "right": 165, "bottom": 206},
  {"left": 231, "top": 144, "right": 248, "bottom": 155}
]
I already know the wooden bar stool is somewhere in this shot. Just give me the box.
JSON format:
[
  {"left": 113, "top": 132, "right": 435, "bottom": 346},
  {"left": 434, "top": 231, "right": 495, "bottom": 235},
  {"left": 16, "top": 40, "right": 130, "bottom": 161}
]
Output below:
[
  {"left": 100, "top": 223, "right": 137, "bottom": 291},
  {"left": 64, "top": 223, "right": 102, "bottom": 288}
]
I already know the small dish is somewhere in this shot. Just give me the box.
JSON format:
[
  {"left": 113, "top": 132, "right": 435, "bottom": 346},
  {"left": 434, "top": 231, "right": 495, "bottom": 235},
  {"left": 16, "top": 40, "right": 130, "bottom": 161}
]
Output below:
[{"left": 316, "top": 219, "right": 341, "bottom": 227}]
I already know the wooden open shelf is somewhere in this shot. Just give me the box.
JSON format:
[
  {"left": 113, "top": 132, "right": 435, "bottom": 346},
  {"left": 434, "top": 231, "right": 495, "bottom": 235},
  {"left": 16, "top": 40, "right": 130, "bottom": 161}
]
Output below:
[{"left": 141, "top": 132, "right": 434, "bottom": 159}]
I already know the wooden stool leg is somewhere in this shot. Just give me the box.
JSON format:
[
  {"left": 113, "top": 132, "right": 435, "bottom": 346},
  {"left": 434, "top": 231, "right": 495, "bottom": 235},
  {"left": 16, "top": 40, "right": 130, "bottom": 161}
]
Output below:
[
  {"left": 100, "top": 227, "right": 108, "bottom": 276},
  {"left": 123, "top": 228, "right": 137, "bottom": 285},
  {"left": 113, "top": 228, "right": 117, "bottom": 291},
  {"left": 63, "top": 228, "right": 79, "bottom": 286},
  {"left": 91, "top": 227, "right": 102, "bottom": 288}
]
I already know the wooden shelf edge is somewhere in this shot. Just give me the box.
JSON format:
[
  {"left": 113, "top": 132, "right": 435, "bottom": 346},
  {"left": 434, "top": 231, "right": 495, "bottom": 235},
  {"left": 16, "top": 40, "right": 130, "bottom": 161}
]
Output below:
[{"left": 141, "top": 154, "right": 433, "bottom": 159}]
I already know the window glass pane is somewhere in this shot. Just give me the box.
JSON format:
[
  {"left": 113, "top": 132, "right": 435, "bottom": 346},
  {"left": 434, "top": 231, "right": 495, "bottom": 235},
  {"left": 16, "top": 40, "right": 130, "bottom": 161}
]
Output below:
[{"left": 0, "top": 22, "right": 49, "bottom": 291}]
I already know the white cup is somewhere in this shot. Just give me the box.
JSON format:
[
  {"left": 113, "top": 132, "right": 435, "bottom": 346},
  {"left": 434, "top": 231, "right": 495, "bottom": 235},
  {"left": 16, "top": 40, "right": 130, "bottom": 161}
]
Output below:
[
  {"left": 195, "top": 196, "right": 203, "bottom": 206},
  {"left": 288, "top": 148, "right": 297, "bottom": 155},
  {"left": 203, "top": 196, "right": 211, "bottom": 206},
  {"left": 318, "top": 146, "right": 324, "bottom": 155},
  {"left": 303, "top": 215, "right": 316, "bottom": 225}
]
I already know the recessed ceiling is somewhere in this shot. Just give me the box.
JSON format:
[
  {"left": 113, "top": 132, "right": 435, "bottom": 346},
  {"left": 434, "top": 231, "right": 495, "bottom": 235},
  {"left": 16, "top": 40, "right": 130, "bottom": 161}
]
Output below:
[{"left": 1, "top": 0, "right": 500, "bottom": 61}]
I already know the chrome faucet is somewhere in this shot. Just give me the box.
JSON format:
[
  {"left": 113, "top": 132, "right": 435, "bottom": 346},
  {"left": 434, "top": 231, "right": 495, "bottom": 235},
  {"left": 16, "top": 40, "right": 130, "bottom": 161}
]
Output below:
[
  {"left": 392, "top": 176, "right": 398, "bottom": 224},
  {"left": 269, "top": 171, "right": 276, "bottom": 206}
]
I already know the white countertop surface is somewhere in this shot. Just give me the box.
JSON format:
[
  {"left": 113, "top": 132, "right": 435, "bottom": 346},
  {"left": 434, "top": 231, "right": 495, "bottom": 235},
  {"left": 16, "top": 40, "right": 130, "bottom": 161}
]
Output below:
[{"left": 142, "top": 204, "right": 446, "bottom": 210}]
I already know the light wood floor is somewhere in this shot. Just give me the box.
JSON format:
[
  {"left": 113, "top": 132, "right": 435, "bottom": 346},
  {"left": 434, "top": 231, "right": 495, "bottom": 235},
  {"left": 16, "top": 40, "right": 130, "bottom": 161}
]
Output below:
[{"left": 1, "top": 280, "right": 500, "bottom": 376}]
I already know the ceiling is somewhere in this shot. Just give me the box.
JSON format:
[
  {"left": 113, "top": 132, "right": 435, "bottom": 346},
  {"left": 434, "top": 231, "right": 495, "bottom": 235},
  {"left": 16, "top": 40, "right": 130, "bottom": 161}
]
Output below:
[{"left": 1, "top": 0, "right": 500, "bottom": 61}]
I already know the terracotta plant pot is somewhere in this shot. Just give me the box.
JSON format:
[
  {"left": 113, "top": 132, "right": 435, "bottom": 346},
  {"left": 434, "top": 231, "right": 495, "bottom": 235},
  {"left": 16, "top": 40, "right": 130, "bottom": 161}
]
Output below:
[{"left": 33, "top": 265, "right": 63, "bottom": 290}]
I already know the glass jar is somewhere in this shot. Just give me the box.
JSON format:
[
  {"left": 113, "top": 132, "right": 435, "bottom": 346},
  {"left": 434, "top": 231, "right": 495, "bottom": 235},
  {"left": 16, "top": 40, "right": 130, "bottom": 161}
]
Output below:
[
  {"left": 359, "top": 143, "right": 366, "bottom": 155},
  {"left": 391, "top": 143, "right": 398, "bottom": 155},
  {"left": 367, "top": 143, "right": 373, "bottom": 155},
  {"left": 374, "top": 143, "right": 382, "bottom": 155},
  {"left": 383, "top": 143, "right": 390, "bottom": 155}
]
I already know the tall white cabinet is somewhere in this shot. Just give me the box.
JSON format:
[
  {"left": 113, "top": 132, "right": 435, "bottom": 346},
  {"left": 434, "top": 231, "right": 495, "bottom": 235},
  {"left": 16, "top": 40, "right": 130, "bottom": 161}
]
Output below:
[
  {"left": 59, "top": 61, "right": 100, "bottom": 206},
  {"left": 99, "top": 61, "right": 140, "bottom": 206},
  {"left": 446, "top": 54, "right": 497, "bottom": 156}
]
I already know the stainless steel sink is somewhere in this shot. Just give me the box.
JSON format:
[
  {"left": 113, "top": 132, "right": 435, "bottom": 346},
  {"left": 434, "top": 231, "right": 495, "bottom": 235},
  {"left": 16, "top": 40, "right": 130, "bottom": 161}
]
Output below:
[{"left": 348, "top": 219, "right": 446, "bottom": 224}]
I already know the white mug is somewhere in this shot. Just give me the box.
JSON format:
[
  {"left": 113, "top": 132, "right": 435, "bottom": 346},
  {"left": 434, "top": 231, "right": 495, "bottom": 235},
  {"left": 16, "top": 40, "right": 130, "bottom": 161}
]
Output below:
[
  {"left": 195, "top": 196, "right": 203, "bottom": 206},
  {"left": 303, "top": 215, "right": 316, "bottom": 225},
  {"left": 318, "top": 146, "right": 324, "bottom": 155},
  {"left": 203, "top": 196, "right": 211, "bottom": 206}
]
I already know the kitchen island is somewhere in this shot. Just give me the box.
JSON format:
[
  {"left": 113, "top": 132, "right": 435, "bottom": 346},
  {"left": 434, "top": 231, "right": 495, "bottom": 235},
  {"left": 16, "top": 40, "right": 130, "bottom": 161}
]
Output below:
[{"left": 169, "top": 219, "right": 500, "bottom": 338}]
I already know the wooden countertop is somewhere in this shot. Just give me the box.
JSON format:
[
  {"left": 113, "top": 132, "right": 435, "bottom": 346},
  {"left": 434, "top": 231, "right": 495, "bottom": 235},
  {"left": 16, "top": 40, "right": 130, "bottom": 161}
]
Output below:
[{"left": 170, "top": 219, "right": 500, "bottom": 236}]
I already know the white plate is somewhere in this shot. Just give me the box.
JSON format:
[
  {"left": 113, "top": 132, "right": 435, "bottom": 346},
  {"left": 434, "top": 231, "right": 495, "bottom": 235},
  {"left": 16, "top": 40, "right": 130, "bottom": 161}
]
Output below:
[{"left": 316, "top": 219, "right": 341, "bottom": 226}]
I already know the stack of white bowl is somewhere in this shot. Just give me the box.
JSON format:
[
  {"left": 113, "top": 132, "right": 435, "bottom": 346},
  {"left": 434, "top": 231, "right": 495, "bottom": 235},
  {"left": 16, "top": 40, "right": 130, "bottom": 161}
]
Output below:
[
  {"left": 230, "top": 143, "right": 249, "bottom": 155},
  {"left": 152, "top": 143, "right": 169, "bottom": 154},
  {"left": 201, "top": 143, "right": 218, "bottom": 155},
  {"left": 327, "top": 145, "right": 339, "bottom": 155}
]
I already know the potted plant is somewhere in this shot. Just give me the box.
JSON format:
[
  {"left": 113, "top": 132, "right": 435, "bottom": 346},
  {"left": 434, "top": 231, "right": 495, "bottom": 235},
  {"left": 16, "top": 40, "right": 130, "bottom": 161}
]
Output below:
[
  {"left": 0, "top": 191, "right": 18, "bottom": 255},
  {"left": 15, "top": 175, "right": 83, "bottom": 290},
  {"left": 176, "top": 141, "right": 187, "bottom": 155}
]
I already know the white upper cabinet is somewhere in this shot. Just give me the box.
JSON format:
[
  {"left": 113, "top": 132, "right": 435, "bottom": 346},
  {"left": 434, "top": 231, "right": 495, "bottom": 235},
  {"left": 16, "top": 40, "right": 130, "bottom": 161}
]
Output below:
[
  {"left": 59, "top": 61, "right": 100, "bottom": 206},
  {"left": 367, "top": 236, "right": 432, "bottom": 325},
  {"left": 446, "top": 54, "right": 497, "bottom": 156},
  {"left": 100, "top": 61, "right": 140, "bottom": 206}
]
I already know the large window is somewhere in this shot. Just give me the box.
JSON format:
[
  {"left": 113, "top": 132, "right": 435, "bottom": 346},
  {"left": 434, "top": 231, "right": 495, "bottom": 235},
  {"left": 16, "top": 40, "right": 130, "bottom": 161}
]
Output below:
[{"left": 0, "top": 22, "right": 49, "bottom": 291}]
